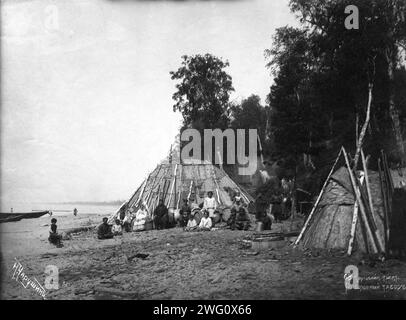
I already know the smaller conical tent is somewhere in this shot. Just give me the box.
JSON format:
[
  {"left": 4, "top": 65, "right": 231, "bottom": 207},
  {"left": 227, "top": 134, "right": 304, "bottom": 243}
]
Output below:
[
  {"left": 295, "top": 147, "right": 391, "bottom": 255},
  {"left": 109, "top": 160, "right": 254, "bottom": 223}
]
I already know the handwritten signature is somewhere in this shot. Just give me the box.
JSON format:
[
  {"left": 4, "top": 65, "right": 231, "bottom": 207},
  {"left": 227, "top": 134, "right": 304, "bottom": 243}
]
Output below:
[{"left": 12, "top": 258, "right": 47, "bottom": 299}]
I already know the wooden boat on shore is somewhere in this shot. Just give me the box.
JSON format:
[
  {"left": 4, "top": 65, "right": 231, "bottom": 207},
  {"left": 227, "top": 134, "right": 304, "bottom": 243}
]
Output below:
[{"left": 0, "top": 210, "right": 52, "bottom": 223}]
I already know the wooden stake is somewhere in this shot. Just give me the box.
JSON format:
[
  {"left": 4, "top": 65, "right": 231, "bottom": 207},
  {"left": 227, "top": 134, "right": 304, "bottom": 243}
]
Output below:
[{"left": 295, "top": 148, "right": 343, "bottom": 246}]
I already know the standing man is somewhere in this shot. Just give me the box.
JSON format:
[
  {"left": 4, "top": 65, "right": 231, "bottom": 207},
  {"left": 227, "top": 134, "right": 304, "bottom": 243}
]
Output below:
[
  {"left": 154, "top": 199, "right": 169, "bottom": 230},
  {"left": 73, "top": 208, "right": 78, "bottom": 216}
]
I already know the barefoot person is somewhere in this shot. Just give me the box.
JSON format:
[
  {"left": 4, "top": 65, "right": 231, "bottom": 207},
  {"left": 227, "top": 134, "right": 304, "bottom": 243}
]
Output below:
[
  {"left": 97, "top": 217, "right": 114, "bottom": 239},
  {"left": 48, "top": 218, "right": 63, "bottom": 247}
]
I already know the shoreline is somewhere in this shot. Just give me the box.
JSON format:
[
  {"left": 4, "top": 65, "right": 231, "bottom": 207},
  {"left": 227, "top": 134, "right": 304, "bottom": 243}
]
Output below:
[{"left": 1, "top": 218, "right": 406, "bottom": 300}]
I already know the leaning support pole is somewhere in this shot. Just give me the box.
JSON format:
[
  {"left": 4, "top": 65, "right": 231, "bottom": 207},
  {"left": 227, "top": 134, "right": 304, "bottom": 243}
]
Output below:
[
  {"left": 348, "top": 190, "right": 360, "bottom": 256},
  {"left": 295, "top": 148, "right": 343, "bottom": 246},
  {"left": 167, "top": 164, "right": 178, "bottom": 208},
  {"left": 378, "top": 159, "right": 390, "bottom": 252},
  {"left": 343, "top": 148, "right": 382, "bottom": 254},
  {"left": 361, "top": 150, "right": 375, "bottom": 217},
  {"left": 187, "top": 180, "right": 193, "bottom": 201}
]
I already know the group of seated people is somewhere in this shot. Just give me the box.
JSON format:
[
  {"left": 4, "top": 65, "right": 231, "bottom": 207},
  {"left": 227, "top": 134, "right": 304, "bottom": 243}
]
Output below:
[
  {"left": 181, "top": 190, "right": 252, "bottom": 232},
  {"left": 97, "top": 199, "right": 171, "bottom": 239},
  {"left": 96, "top": 190, "right": 256, "bottom": 239}
]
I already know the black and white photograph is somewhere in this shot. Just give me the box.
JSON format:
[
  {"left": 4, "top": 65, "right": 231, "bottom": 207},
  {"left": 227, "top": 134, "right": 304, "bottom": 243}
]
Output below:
[{"left": 1, "top": 0, "right": 406, "bottom": 303}]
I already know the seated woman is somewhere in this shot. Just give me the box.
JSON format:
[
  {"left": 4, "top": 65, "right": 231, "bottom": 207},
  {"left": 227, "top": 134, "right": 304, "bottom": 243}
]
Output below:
[
  {"left": 198, "top": 211, "right": 212, "bottom": 231},
  {"left": 112, "top": 219, "right": 123, "bottom": 236},
  {"left": 48, "top": 218, "right": 63, "bottom": 247},
  {"left": 97, "top": 217, "right": 114, "bottom": 239},
  {"left": 133, "top": 204, "right": 149, "bottom": 231}
]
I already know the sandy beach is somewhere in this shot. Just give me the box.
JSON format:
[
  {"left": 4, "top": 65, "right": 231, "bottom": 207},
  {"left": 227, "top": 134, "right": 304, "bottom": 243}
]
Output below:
[{"left": 1, "top": 216, "right": 405, "bottom": 300}]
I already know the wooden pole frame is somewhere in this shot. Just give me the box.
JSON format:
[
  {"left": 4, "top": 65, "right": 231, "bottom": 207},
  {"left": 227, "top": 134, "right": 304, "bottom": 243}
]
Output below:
[
  {"left": 343, "top": 148, "right": 381, "bottom": 254},
  {"left": 295, "top": 148, "right": 343, "bottom": 246},
  {"left": 347, "top": 187, "right": 360, "bottom": 256}
]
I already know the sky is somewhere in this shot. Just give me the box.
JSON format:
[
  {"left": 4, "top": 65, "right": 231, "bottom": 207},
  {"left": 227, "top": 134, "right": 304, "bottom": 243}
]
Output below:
[{"left": 1, "top": 0, "right": 298, "bottom": 207}]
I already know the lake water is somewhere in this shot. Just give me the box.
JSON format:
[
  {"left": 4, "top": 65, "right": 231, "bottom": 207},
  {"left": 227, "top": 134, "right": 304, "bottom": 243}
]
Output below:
[{"left": 0, "top": 202, "right": 120, "bottom": 216}]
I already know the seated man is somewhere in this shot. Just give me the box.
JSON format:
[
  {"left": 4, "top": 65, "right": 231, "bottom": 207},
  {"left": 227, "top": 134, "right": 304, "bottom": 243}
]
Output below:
[
  {"left": 229, "top": 199, "right": 251, "bottom": 231},
  {"left": 203, "top": 191, "right": 217, "bottom": 221},
  {"left": 97, "top": 217, "right": 114, "bottom": 239},
  {"left": 179, "top": 199, "right": 191, "bottom": 227},
  {"left": 184, "top": 214, "right": 197, "bottom": 231},
  {"left": 48, "top": 218, "right": 63, "bottom": 247},
  {"left": 198, "top": 211, "right": 212, "bottom": 231},
  {"left": 112, "top": 219, "right": 123, "bottom": 236},
  {"left": 154, "top": 199, "right": 169, "bottom": 230}
]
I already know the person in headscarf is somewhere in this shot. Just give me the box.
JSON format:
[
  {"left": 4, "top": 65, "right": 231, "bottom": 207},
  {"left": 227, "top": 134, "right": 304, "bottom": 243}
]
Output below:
[{"left": 154, "top": 199, "right": 169, "bottom": 230}]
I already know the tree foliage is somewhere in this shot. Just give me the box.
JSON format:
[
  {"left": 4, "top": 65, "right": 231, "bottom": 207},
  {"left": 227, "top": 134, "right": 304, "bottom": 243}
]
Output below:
[
  {"left": 170, "top": 54, "right": 234, "bottom": 130},
  {"left": 265, "top": 0, "right": 406, "bottom": 174}
]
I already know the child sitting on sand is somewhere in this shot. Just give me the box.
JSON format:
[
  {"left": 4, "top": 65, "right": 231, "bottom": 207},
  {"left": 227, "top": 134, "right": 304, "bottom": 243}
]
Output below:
[
  {"left": 184, "top": 214, "right": 197, "bottom": 231},
  {"left": 112, "top": 219, "right": 123, "bottom": 236},
  {"left": 198, "top": 211, "right": 212, "bottom": 231},
  {"left": 48, "top": 218, "right": 63, "bottom": 247}
]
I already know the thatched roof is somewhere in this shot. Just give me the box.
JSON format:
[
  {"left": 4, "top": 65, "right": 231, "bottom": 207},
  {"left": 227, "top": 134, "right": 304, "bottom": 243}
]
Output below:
[{"left": 110, "top": 162, "right": 254, "bottom": 222}]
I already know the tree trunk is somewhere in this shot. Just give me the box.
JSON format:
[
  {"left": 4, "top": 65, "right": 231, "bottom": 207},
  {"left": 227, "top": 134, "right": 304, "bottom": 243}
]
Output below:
[
  {"left": 353, "top": 83, "right": 373, "bottom": 169},
  {"left": 388, "top": 50, "right": 406, "bottom": 163}
]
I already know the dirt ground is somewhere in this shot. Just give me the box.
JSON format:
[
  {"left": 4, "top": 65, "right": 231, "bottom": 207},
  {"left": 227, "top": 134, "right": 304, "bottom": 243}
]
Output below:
[{"left": 1, "top": 220, "right": 406, "bottom": 300}]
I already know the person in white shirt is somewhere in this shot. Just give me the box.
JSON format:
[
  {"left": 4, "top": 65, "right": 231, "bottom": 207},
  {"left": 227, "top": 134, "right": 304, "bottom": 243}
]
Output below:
[
  {"left": 112, "top": 219, "right": 123, "bottom": 235},
  {"left": 203, "top": 191, "right": 217, "bottom": 219},
  {"left": 184, "top": 215, "right": 197, "bottom": 231},
  {"left": 198, "top": 211, "right": 212, "bottom": 231},
  {"left": 133, "top": 204, "right": 149, "bottom": 231},
  {"left": 233, "top": 190, "right": 244, "bottom": 205}
]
